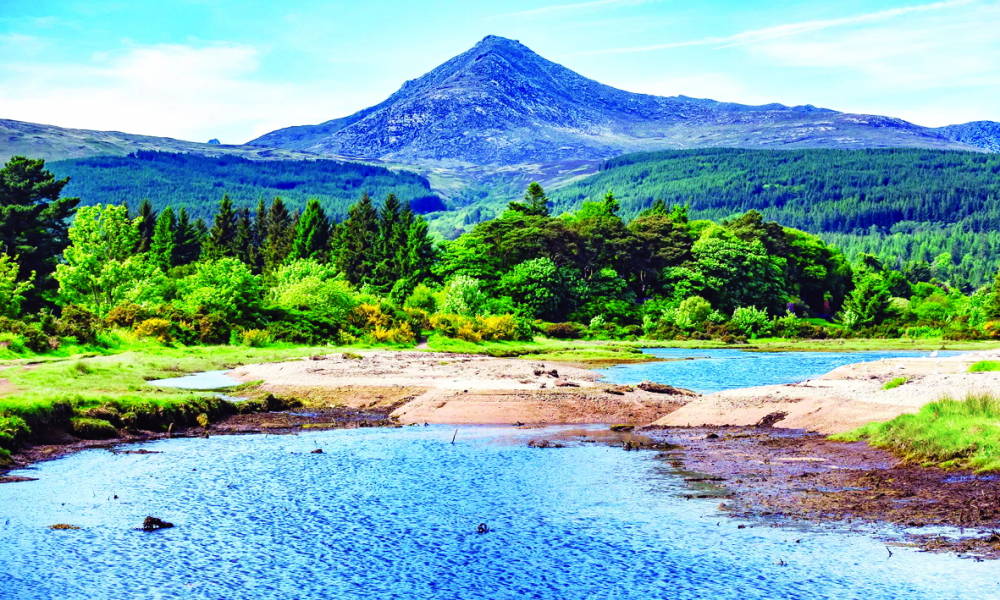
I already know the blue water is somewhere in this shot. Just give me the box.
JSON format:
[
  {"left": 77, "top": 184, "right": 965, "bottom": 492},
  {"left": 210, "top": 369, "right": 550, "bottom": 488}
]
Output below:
[
  {"left": 1, "top": 425, "right": 997, "bottom": 600},
  {"left": 595, "top": 349, "right": 962, "bottom": 394}
]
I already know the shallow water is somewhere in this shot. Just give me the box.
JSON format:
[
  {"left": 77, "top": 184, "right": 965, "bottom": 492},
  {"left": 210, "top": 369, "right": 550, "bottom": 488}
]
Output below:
[
  {"left": 1, "top": 426, "right": 997, "bottom": 600},
  {"left": 595, "top": 349, "right": 962, "bottom": 393},
  {"left": 150, "top": 369, "right": 242, "bottom": 390}
]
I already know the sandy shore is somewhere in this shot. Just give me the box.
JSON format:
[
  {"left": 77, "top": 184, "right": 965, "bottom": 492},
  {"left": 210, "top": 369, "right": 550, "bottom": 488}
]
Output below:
[
  {"left": 654, "top": 349, "right": 1000, "bottom": 433},
  {"left": 228, "top": 351, "right": 689, "bottom": 425}
]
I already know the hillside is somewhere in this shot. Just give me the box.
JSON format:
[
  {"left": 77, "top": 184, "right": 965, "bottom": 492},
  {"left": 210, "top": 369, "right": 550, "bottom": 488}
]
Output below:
[
  {"left": 549, "top": 147, "right": 1000, "bottom": 286},
  {"left": 49, "top": 151, "right": 445, "bottom": 221},
  {"left": 0, "top": 118, "right": 330, "bottom": 164},
  {"left": 250, "top": 35, "right": 994, "bottom": 165}
]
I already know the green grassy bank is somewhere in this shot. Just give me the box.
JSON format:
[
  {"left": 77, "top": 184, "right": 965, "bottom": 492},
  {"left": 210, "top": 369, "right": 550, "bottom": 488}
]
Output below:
[{"left": 834, "top": 394, "right": 1000, "bottom": 472}]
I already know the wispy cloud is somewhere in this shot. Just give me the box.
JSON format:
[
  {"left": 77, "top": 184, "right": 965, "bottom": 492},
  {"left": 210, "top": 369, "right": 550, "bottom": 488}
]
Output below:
[
  {"left": 496, "top": 0, "right": 655, "bottom": 19},
  {"left": 574, "top": 0, "right": 978, "bottom": 55}
]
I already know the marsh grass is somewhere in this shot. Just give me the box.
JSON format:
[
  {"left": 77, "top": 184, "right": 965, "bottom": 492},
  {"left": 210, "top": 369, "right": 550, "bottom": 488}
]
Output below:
[
  {"left": 834, "top": 393, "right": 1000, "bottom": 472},
  {"left": 883, "top": 376, "right": 908, "bottom": 390},
  {"left": 968, "top": 360, "right": 1000, "bottom": 372}
]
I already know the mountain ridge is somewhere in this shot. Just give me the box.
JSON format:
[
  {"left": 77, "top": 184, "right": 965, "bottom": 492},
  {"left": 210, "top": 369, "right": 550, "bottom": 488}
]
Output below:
[{"left": 248, "top": 35, "right": 997, "bottom": 164}]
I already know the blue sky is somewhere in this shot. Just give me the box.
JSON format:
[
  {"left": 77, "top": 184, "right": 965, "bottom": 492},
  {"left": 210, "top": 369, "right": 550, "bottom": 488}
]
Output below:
[{"left": 1, "top": 0, "right": 997, "bottom": 144}]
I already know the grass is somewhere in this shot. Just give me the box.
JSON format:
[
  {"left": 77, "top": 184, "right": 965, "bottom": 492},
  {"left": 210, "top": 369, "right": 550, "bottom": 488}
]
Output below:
[
  {"left": 424, "top": 334, "right": 655, "bottom": 365},
  {"left": 883, "top": 376, "right": 908, "bottom": 390},
  {"left": 0, "top": 342, "right": 356, "bottom": 454},
  {"left": 968, "top": 360, "right": 1000, "bottom": 372},
  {"left": 833, "top": 393, "right": 1000, "bottom": 472}
]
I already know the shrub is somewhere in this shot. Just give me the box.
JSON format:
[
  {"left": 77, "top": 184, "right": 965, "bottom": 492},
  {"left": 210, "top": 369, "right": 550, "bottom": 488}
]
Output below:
[
  {"left": 349, "top": 303, "right": 392, "bottom": 330},
  {"left": 55, "top": 304, "right": 101, "bottom": 344},
  {"left": 133, "top": 318, "right": 175, "bottom": 343},
  {"left": 105, "top": 302, "right": 152, "bottom": 329},
  {"left": 969, "top": 361, "right": 1000, "bottom": 373},
  {"left": 429, "top": 313, "right": 528, "bottom": 342},
  {"left": 883, "top": 376, "right": 908, "bottom": 390},
  {"left": 70, "top": 417, "right": 117, "bottom": 440},
  {"left": 903, "top": 325, "right": 943, "bottom": 339},
  {"left": 441, "top": 276, "right": 489, "bottom": 317},
  {"left": 366, "top": 322, "right": 415, "bottom": 344},
  {"left": 240, "top": 329, "right": 272, "bottom": 348},
  {"left": 195, "top": 312, "right": 231, "bottom": 345},
  {"left": 456, "top": 323, "right": 482, "bottom": 343},
  {"left": 174, "top": 258, "right": 263, "bottom": 323},
  {"left": 405, "top": 284, "right": 439, "bottom": 314},
  {"left": 730, "top": 306, "right": 771, "bottom": 337},
  {"left": 544, "top": 322, "right": 585, "bottom": 339}
]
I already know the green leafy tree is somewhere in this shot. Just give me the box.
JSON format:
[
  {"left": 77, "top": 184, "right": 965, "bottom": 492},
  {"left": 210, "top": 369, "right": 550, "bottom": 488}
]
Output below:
[
  {"left": 0, "top": 253, "right": 33, "bottom": 318},
  {"left": 0, "top": 156, "right": 80, "bottom": 307},
  {"left": 175, "top": 258, "right": 262, "bottom": 323},
  {"left": 841, "top": 272, "right": 893, "bottom": 329},
  {"left": 54, "top": 204, "right": 162, "bottom": 315},
  {"left": 149, "top": 207, "right": 176, "bottom": 272},
  {"left": 202, "top": 194, "right": 238, "bottom": 260},
  {"left": 268, "top": 259, "right": 356, "bottom": 320},
  {"left": 497, "top": 257, "right": 587, "bottom": 320},
  {"left": 290, "top": 199, "right": 331, "bottom": 262},
  {"left": 667, "top": 238, "right": 787, "bottom": 314}
]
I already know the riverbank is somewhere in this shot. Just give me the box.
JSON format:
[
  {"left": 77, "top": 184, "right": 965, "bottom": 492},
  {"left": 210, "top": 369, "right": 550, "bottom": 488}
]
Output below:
[
  {"left": 229, "top": 351, "right": 689, "bottom": 425},
  {"left": 652, "top": 349, "right": 1000, "bottom": 433},
  {"left": 637, "top": 425, "right": 1000, "bottom": 558}
]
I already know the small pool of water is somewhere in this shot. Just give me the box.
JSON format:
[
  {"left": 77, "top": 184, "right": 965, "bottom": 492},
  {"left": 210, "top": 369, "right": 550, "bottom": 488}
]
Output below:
[
  {"left": 595, "top": 349, "right": 963, "bottom": 394},
  {"left": 1, "top": 426, "right": 996, "bottom": 599},
  {"left": 149, "top": 370, "right": 241, "bottom": 390}
]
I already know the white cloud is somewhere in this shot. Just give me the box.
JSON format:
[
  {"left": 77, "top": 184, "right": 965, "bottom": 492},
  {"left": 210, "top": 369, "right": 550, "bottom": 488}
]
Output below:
[
  {"left": 0, "top": 42, "right": 370, "bottom": 143},
  {"left": 497, "top": 0, "right": 657, "bottom": 19},
  {"left": 574, "top": 0, "right": 978, "bottom": 55}
]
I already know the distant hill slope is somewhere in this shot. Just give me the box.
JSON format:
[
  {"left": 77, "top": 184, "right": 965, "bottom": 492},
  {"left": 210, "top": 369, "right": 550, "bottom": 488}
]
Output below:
[
  {"left": 49, "top": 151, "right": 445, "bottom": 221},
  {"left": 549, "top": 147, "right": 1000, "bottom": 285},
  {"left": 549, "top": 148, "right": 1000, "bottom": 232},
  {"left": 249, "top": 35, "right": 994, "bottom": 165},
  {"left": 0, "top": 118, "right": 328, "bottom": 164},
  {"left": 935, "top": 121, "right": 1000, "bottom": 153}
]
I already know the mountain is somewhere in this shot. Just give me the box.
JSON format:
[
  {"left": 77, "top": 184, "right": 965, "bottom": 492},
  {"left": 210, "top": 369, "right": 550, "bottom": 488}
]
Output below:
[{"left": 249, "top": 35, "right": 997, "bottom": 165}]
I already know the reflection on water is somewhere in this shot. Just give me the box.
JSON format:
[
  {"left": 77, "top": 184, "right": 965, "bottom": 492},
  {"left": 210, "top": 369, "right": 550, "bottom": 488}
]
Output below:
[
  {"left": 0, "top": 426, "right": 995, "bottom": 600},
  {"left": 595, "top": 348, "right": 963, "bottom": 393},
  {"left": 149, "top": 369, "right": 241, "bottom": 390}
]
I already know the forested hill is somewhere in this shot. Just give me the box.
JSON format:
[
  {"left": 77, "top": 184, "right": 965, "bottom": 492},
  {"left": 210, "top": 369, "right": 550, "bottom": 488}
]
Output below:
[
  {"left": 549, "top": 148, "right": 1000, "bottom": 286},
  {"left": 49, "top": 151, "right": 446, "bottom": 221}
]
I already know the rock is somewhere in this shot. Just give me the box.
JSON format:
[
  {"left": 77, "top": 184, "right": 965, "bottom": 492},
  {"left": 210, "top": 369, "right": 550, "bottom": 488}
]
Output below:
[
  {"left": 553, "top": 379, "right": 579, "bottom": 387},
  {"left": 477, "top": 523, "right": 490, "bottom": 534},
  {"left": 141, "top": 516, "right": 174, "bottom": 531},
  {"left": 609, "top": 424, "right": 634, "bottom": 432},
  {"left": 705, "top": 433, "right": 720, "bottom": 440},
  {"left": 310, "top": 448, "right": 324, "bottom": 454},
  {"left": 755, "top": 411, "right": 788, "bottom": 428},
  {"left": 637, "top": 381, "right": 698, "bottom": 396},
  {"left": 49, "top": 524, "right": 81, "bottom": 530}
]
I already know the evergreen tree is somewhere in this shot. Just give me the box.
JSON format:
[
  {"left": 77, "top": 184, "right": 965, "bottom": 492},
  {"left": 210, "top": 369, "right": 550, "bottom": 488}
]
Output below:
[
  {"left": 602, "top": 190, "right": 619, "bottom": 216},
  {"left": 508, "top": 182, "right": 550, "bottom": 217},
  {"left": 252, "top": 197, "right": 268, "bottom": 272},
  {"left": 172, "top": 207, "right": 202, "bottom": 266},
  {"left": 290, "top": 199, "right": 331, "bottom": 261},
  {"left": 0, "top": 156, "right": 80, "bottom": 307},
  {"left": 263, "top": 197, "right": 295, "bottom": 273},
  {"left": 149, "top": 206, "right": 176, "bottom": 271},
  {"left": 202, "top": 194, "right": 238, "bottom": 260},
  {"left": 134, "top": 199, "right": 157, "bottom": 253},
  {"left": 373, "top": 194, "right": 404, "bottom": 292},
  {"left": 335, "top": 193, "right": 379, "bottom": 286},
  {"left": 234, "top": 207, "right": 255, "bottom": 267}
]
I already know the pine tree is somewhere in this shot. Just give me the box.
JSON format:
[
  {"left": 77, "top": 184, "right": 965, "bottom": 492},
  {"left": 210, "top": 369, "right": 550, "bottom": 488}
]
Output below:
[
  {"left": 602, "top": 190, "right": 620, "bottom": 216},
  {"left": 373, "top": 194, "right": 404, "bottom": 292},
  {"left": 202, "top": 194, "right": 238, "bottom": 260},
  {"left": 508, "top": 182, "right": 549, "bottom": 217},
  {"left": 263, "top": 197, "right": 295, "bottom": 273},
  {"left": 172, "top": 207, "right": 202, "bottom": 266},
  {"left": 290, "top": 199, "right": 331, "bottom": 261},
  {"left": 234, "top": 207, "right": 255, "bottom": 267},
  {"left": 0, "top": 156, "right": 79, "bottom": 308},
  {"left": 134, "top": 199, "right": 158, "bottom": 253},
  {"left": 252, "top": 197, "right": 268, "bottom": 272},
  {"left": 335, "top": 193, "right": 379, "bottom": 286},
  {"left": 149, "top": 207, "right": 176, "bottom": 271}
]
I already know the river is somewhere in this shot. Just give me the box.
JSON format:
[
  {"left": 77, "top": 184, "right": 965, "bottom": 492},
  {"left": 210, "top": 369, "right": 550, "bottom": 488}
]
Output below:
[{"left": 0, "top": 349, "right": 995, "bottom": 599}]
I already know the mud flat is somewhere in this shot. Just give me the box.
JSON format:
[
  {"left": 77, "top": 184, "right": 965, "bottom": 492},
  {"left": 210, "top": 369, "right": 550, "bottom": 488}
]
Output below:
[
  {"left": 229, "top": 351, "right": 689, "bottom": 425},
  {"left": 653, "top": 349, "right": 1000, "bottom": 434}
]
